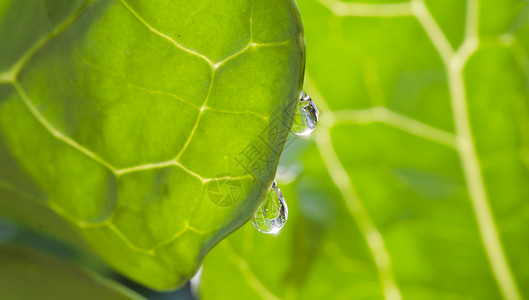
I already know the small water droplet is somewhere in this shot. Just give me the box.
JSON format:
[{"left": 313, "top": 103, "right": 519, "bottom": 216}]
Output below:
[
  {"left": 291, "top": 91, "right": 319, "bottom": 136},
  {"left": 252, "top": 181, "right": 288, "bottom": 234}
]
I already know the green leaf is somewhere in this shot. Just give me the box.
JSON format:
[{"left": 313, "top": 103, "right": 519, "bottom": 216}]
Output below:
[
  {"left": 0, "top": 244, "right": 143, "bottom": 300},
  {"left": 0, "top": 0, "right": 304, "bottom": 289},
  {"left": 200, "top": 0, "right": 529, "bottom": 299}
]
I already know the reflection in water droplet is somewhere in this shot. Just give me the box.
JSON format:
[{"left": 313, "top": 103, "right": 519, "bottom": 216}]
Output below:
[
  {"left": 291, "top": 91, "right": 319, "bottom": 136},
  {"left": 252, "top": 181, "right": 288, "bottom": 234}
]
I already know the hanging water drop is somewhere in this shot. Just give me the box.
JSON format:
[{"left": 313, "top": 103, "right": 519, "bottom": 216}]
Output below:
[
  {"left": 291, "top": 91, "right": 319, "bottom": 136},
  {"left": 252, "top": 180, "right": 288, "bottom": 234}
]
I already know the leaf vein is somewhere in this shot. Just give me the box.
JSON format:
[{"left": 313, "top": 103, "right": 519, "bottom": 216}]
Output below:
[
  {"left": 328, "top": 107, "right": 457, "bottom": 148},
  {"left": 221, "top": 242, "right": 281, "bottom": 300},
  {"left": 204, "top": 106, "right": 269, "bottom": 122},
  {"left": 413, "top": 0, "right": 522, "bottom": 298},
  {"left": 13, "top": 81, "right": 118, "bottom": 173},
  {"left": 175, "top": 72, "right": 216, "bottom": 162},
  {"left": 316, "top": 0, "right": 412, "bottom": 17},
  {"left": 0, "top": 1, "right": 89, "bottom": 82},
  {"left": 305, "top": 74, "right": 402, "bottom": 300},
  {"left": 315, "top": 130, "right": 402, "bottom": 300},
  {"left": 119, "top": 0, "right": 213, "bottom": 66}
]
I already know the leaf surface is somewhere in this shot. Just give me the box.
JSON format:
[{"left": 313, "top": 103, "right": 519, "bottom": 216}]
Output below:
[
  {"left": 0, "top": 0, "right": 304, "bottom": 289},
  {"left": 0, "top": 244, "right": 143, "bottom": 300},
  {"left": 200, "top": 0, "right": 529, "bottom": 299}
]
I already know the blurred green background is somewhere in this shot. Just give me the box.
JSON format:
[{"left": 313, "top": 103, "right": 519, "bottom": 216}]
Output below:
[{"left": 2, "top": 0, "right": 529, "bottom": 299}]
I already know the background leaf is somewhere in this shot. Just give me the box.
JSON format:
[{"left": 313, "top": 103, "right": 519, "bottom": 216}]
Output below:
[
  {"left": 0, "top": 0, "right": 304, "bottom": 289},
  {"left": 0, "top": 244, "right": 143, "bottom": 300},
  {"left": 199, "top": 0, "right": 529, "bottom": 299}
]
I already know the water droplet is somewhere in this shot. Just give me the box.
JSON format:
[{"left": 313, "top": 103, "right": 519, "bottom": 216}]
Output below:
[
  {"left": 252, "top": 181, "right": 288, "bottom": 234},
  {"left": 291, "top": 91, "right": 319, "bottom": 136}
]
